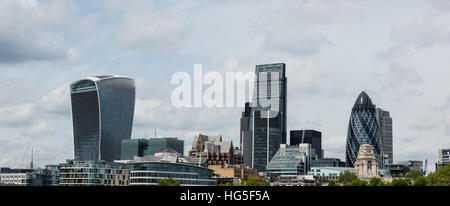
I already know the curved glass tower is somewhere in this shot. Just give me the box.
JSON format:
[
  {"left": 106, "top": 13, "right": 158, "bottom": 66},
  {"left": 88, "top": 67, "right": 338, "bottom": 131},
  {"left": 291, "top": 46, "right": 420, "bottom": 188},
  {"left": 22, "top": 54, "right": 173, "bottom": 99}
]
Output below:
[
  {"left": 345, "top": 91, "right": 381, "bottom": 168},
  {"left": 71, "top": 75, "right": 135, "bottom": 162}
]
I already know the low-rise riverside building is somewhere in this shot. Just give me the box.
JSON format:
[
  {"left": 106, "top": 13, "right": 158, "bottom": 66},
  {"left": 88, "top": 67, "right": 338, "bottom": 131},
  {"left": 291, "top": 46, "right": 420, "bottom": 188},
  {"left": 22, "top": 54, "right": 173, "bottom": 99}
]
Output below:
[
  {"left": 59, "top": 160, "right": 129, "bottom": 186},
  {"left": 127, "top": 155, "right": 216, "bottom": 186}
]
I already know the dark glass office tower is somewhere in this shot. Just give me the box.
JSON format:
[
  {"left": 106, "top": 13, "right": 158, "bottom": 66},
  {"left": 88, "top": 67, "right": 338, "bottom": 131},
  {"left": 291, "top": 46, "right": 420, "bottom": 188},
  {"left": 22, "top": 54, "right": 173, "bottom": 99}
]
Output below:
[
  {"left": 345, "top": 91, "right": 382, "bottom": 168},
  {"left": 249, "top": 63, "right": 287, "bottom": 172},
  {"left": 146, "top": 138, "right": 184, "bottom": 156},
  {"left": 290, "top": 130, "right": 322, "bottom": 158},
  {"left": 121, "top": 139, "right": 149, "bottom": 160},
  {"left": 71, "top": 75, "right": 135, "bottom": 162},
  {"left": 376, "top": 108, "right": 393, "bottom": 168},
  {"left": 240, "top": 102, "right": 252, "bottom": 167}
]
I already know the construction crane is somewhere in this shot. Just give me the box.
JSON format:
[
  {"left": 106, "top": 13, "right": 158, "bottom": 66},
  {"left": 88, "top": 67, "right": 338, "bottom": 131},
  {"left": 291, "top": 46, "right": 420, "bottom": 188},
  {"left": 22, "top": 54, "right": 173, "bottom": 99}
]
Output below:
[{"left": 18, "top": 145, "right": 30, "bottom": 169}]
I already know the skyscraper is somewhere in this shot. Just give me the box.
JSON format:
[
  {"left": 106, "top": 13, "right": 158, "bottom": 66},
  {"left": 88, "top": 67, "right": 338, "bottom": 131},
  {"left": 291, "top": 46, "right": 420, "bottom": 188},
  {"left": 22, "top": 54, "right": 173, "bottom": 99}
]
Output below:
[
  {"left": 376, "top": 108, "right": 393, "bottom": 168},
  {"left": 290, "top": 130, "right": 323, "bottom": 158},
  {"left": 71, "top": 75, "right": 135, "bottom": 162},
  {"left": 249, "top": 63, "right": 287, "bottom": 172},
  {"left": 345, "top": 91, "right": 382, "bottom": 168},
  {"left": 240, "top": 102, "right": 252, "bottom": 166}
]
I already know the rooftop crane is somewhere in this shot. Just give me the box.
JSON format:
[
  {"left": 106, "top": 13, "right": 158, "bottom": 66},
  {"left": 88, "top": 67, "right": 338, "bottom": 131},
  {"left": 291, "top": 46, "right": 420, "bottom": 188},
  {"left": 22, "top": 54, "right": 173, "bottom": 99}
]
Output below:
[{"left": 18, "top": 145, "right": 30, "bottom": 169}]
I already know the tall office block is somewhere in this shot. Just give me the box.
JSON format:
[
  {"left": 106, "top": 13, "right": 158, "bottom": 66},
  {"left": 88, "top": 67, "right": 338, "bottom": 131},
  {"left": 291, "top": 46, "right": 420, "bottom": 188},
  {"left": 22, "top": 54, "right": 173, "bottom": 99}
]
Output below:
[
  {"left": 240, "top": 102, "right": 252, "bottom": 167},
  {"left": 71, "top": 75, "right": 135, "bottom": 162},
  {"left": 345, "top": 91, "right": 382, "bottom": 168},
  {"left": 376, "top": 108, "right": 393, "bottom": 168},
  {"left": 290, "top": 130, "right": 323, "bottom": 158},
  {"left": 249, "top": 63, "right": 287, "bottom": 172}
]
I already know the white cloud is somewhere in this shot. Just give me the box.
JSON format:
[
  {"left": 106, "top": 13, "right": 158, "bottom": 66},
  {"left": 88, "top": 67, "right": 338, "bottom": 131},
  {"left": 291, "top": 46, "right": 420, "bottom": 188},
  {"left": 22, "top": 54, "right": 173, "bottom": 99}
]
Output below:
[
  {"left": 113, "top": 0, "right": 188, "bottom": 51},
  {"left": 322, "top": 135, "right": 346, "bottom": 160},
  {"left": 24, "top": 121, "right": 55, "bottom": 137},
  {"left": 41, "top": 83, "right": 71, "bottom": 115},
  {"left": 0, "top": 0, "right": 94, "bottom": 63},
  {"left": 66, "top": 48, "right": 80, "bottom": 63},
  {"left": 430, "top": 0, "right": 450, "bottom": 12},
  {"left": 286, "top": 58, "right": 322, "bottom": 94},
  {"left": 409, "top": 115, "right": 440, "bottom": 131},
  {"left": 0, "top": 104, "right": 35, "bottom": 127}
]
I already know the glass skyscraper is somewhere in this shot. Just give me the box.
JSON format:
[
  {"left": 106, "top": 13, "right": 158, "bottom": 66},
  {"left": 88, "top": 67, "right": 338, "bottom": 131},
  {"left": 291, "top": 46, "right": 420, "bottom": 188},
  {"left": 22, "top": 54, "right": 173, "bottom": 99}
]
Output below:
[
  {"left": 266, "top": 144, "right": 311, "bottom": 179},
  {"left": 71, "top": 75, "right": 135, "bottom": 162},
  {"left": 120, "top": 139, "right": 149, "bottom": 160},
  {"left": 376, "top": 108, "right": 393, "bottom": 168},
  {"left": 345, "top": 91, "right": 382, "bottom": 168},
  {"left": 290, "top": 130, "right": 323, "bottom": 158},
  {"left": 249, "top": 63, "right": 287, "bottom": 172}
]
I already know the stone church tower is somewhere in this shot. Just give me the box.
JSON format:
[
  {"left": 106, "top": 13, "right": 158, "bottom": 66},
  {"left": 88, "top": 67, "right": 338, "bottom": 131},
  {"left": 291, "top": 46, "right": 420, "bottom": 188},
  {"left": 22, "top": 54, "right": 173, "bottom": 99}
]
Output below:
[{"left": 354, "top": 144, "right": 378, "bottom": 180}]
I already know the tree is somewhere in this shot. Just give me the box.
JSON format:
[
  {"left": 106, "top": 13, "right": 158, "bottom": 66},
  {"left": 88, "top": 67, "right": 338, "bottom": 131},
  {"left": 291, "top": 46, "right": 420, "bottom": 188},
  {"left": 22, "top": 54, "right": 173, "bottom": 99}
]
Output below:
[
  {"left": 392, "top": 178, "right": 409, "bottom": 186},
  {"left": 368, "top": 177, "right": 384, "bottom": 186},
  {"left": 218, "top": 182, "right": 234, "bottom": 186},
  {"left": 338, "top": 170, "right": 358, "bottom": 186},
  {"left": 350, "top": 179, "right": 367, "bottom": 186},
  {"left": 426, "top": 164, "right": 450, "bottom": 186},
  {"left": 240, "top": 178, "right": 270, "bottom": 186},
  {"left": 413, "top": 176, "right": 427, "bottom": 186},
  {"left": 384, "top": 181, "right": 393, "bottom": 186},
  {"left": 405, "top": 169, "right": 424, "bottom": 183},
  {"left": 327, "top": 181, "right": 338, "bottom": 186},
  {"left": 158, "top": 177, "right": 180, "bottom": 186}
]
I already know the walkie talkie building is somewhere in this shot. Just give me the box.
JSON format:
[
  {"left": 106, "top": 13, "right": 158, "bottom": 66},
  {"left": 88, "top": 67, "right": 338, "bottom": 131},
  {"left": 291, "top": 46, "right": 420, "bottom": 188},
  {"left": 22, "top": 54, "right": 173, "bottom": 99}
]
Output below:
[
  {"left": 345, "top": 91, "right": 382, "bottom": 168},
  {"left": 70, "top": 75, "right": 135, "bottom": 162}
]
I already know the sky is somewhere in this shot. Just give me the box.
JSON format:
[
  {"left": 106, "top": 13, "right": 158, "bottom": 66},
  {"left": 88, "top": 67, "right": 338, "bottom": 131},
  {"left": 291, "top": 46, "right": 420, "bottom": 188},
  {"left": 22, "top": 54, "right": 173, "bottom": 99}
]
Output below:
[{"left": 0, "top": 0, "right": 450, "bottom": 173}]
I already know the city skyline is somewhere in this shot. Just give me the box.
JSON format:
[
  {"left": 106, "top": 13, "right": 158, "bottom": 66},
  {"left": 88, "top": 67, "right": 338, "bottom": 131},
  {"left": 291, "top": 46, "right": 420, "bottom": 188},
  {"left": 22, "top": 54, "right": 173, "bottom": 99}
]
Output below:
[{"left": 1, "top": 0, "right": 450, "bottom": 173}]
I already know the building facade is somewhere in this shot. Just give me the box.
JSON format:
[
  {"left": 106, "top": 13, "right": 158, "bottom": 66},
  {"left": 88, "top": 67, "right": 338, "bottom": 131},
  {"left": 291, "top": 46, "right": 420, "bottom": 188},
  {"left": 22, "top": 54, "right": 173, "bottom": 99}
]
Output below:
[
  {"left": 121, "top": 137, "right": 184, "bottom": 160},
  {"left": 0, "top": 168, "right": 54, "bottom": 186},
  {"left": 436, "top": 148, "right": 450, "bottom": 170},
  {"left": 386, "top": 163, "right": 410, "bottom": 178},
  {"left": 121, "top": 139, "right": 149, "bottom": 160},
  {"left": 345, "top": 91, "right": 382, "bottom": 168},
  {"left": 290, "top": 130, "right": 323, "bottom": 158},
  {"left": 45, "top": 165, "right": 60, "bottom": 186},
  {"left": 71, "top": 75, "right": 135, "bottom": 162},
  {"left": 354, "top": 144, "right": 379, "bottom": 180},
  {"left": 208, "top": 164, "right": 259, "bottom": 180},
  {"left": 376, "top": 108, "right": 393, "bottom": 168},
  {"left": 265, "top": 144, "right": 311, "bottom": 181},
  {"left": 127, "top": 156, "right": 216, "bottom": 186},
  {"left": 240, "top": 102, "right": 253, "bottom": 167},
  {"left": 398, "top": 160, "right": 424, "bottom": 172},
  {"left": 249, "top": 63, "right": 287, "bottom": 172},
  {"left": 312, "top": 158, "right": 346, "bottom": 168},
  {"left": 147, "top": 138, "right": 184, "bottom": 156},
  {"left": 308, "top": 167, "right": 354, "bottom": 184},
  {"left": 59, "top": 160, "right": 129, "bottom": 186},
  {"left": 189, "top": 133, "right": 243, "bottom": 166}
]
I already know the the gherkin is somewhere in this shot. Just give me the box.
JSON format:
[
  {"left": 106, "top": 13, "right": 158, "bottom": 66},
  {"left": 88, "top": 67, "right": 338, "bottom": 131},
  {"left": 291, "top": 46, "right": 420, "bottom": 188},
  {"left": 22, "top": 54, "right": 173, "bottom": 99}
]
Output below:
[{"left": 345, "top": 91, "right": 382, "bottom": 168}]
